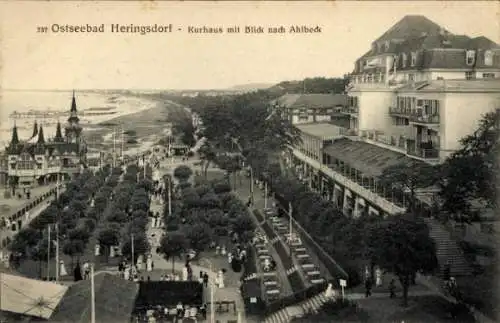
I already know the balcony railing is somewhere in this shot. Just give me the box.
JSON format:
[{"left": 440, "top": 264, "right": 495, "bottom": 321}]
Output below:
[
  {"left": 406, "top": 139, "right": 440, "bottom": 159},
  {"left": 360, "top": 130, "right": 407, "bottom": 150},
  {"left": 407, "top": 147, "right": 439, "bottom": 159},
  {"left": 341, "top": 106, "right": 359, "bottom": 115},
  {"left": 389, "top": 107, "right": 440, "bottom": 124}
]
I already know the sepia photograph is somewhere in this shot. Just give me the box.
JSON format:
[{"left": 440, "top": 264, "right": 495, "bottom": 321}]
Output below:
[{"left": 0, "top": 1, "right": 498, "bottom": 322}]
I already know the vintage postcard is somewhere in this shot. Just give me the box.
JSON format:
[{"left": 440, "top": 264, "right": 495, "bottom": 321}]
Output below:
[{"left": 0, "top": 1, "right": 498, "bottom": 323}]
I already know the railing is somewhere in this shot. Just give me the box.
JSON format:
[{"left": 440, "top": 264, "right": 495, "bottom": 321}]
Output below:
[
  {"left": 389, "top": 107, "right": 440, "bottom": 124},
  {"left": 406, "top": 147, "right": 440, "bottom": 159},
  {"left": 264, "top": 280, "right": 330, "bottom": 316},
  {"left": 341, "top": 107, "right": 359, "bottom": 115},
  {"left": 339, "top": 128, "right": 358, "bottom": 136}
]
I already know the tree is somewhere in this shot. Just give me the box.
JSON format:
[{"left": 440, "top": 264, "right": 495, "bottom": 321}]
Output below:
[
  {"left": 173, "top": 165, "right": 193, "bottom": 183},
  {"left": 230, "top": 213, "right": 255, "bottom": 243},
  {"left": 438, "top": 110, "right": 499, "bottom": 221},
  {"left": 198, "top": 142, "right": 217, "bottom": 179},
  {"left": 106, "top": 209, "right": 128, "bottom": 223},
  {"left": 159, "top": 231, "right": 188, "bottom": 274},
  {"left": 98, "top": 227, "right": 120, "bottom": 261},
  {"left": 172, "top": 113, "right": 197, "bottom": 147},
  {"left": 378, "top": 161, "right": 438, "bottom": 214},
  {"left": 367, "top": 214, "right": 438, "bottom": 306},
  {"left": 183, "top": 223, "right": 212, "bottom": 252},
  {"left": 121, "top": 233, "right": 150, "bottom": 264},
  {"left": 62, "top": 239, "right": 85, "bottom": 269}
]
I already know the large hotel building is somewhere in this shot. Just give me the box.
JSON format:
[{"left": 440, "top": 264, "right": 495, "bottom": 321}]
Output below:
[{"left": 281, "top": 15, "right": 500, "bottom": 219}]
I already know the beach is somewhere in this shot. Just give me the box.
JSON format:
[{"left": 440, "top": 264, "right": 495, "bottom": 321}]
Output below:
[{"left": 0, "top": 90, "right": 180, "bottom": 154}]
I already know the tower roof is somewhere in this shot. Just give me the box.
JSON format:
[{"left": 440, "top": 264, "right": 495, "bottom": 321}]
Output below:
[
  {"left": 68, "top": 90, "right": 80, "bottom": 124},
  {"left": 31, "top": 120, "right": 38, "bottom": 138},
  {"left": 70, "top": 90, "right": 77, "bottom": 113},
  {"left": 37, "top": 125, "right": 45, "bottom": 144},
  {"left": 54, "top": 120, "right": 64, "bottom": 142},
  {"left": 10, "top": 123, "right": 19, "bottom": 146}
]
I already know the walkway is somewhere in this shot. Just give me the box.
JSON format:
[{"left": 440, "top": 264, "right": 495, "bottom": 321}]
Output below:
[{"left": 145, "top": 163, "right": 257, "bottom": 323}]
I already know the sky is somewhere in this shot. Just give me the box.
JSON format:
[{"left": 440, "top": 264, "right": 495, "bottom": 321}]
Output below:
[{"left": 0, "top": 1, "right": 498, "bottom": 90}]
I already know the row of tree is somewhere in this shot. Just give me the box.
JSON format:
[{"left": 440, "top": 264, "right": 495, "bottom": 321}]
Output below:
[
  {"left": 9, "top": 167, "right": 112, "bottom": 270},
  {"left": 159, "top": 166, "right": 256, "bottom": 273},
  {"left": 95, "top": 164, "right": 152, "bottom": 264}
]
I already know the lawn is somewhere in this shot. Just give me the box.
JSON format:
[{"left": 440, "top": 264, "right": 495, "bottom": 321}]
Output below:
[
  {"left": 261, "top": 222, "right": 277, "bottom": 240},
  {"left": 272, "top": 241, "right": 292, "bottom": 269},
  {"left": 287, "top": 271, "right": 306, "bottom": 293}
]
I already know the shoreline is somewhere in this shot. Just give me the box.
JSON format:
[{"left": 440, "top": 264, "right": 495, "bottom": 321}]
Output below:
[{"left": 85, "top": 99, "right": 182, "bottom": 155}]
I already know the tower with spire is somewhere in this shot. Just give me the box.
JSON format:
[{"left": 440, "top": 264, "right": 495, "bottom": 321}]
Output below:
[{"left": 65, "top": 90, "right": 83, "bottom": 143}]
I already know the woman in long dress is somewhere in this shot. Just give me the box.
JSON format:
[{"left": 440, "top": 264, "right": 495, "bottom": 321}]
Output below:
[{"left": 59, "top": 260, "right": 68, "bottom": 277}]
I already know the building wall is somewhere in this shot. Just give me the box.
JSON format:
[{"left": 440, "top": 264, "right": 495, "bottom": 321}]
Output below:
[
  {"left": 356, "top": 90, "right": 394, "bottom": 131},
  {"left": 442, "top": 92, "right": 500, "bottom": 159}
]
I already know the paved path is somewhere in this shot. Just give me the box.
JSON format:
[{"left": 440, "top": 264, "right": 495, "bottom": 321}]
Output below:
[{"left": 145, "top": 162, "right": 256, "bottom": 322}]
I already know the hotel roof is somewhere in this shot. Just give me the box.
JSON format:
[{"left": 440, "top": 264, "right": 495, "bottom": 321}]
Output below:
[
  {"left": 296, "top": 123, "right": 346, "bottom": 139},
  {"left": 275, "top": 94, "right": 347, "bottom": 109},
  {"left": 323, "top": 138, "right": 426, "bottom": 178}
]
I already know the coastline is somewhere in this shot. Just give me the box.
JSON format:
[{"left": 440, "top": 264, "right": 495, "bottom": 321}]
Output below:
[{"left": 85, "top": 99, "right": 181, "bottom": 155}]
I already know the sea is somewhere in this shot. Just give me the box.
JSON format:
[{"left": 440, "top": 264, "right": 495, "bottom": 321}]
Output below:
[{"left": 0, "top": 90, "right": 158, "bottom": 150}]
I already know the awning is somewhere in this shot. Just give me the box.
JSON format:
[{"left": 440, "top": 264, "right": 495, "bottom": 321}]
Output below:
[
  {"left": 323, "top": 138, "right": 425, "bottom": 178},
  {"left": 0, "top": 273, "right": 68, "bottom": 319}
]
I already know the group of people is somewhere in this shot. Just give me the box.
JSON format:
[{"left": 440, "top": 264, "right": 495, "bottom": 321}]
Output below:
[{"left": 133, "top": 302, "right": 207, "bottom": 323}]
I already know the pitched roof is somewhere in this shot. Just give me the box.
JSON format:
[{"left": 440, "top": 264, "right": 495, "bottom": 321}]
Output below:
[
  {"left": 375, "top": 15, "right": 443, "bottom": 43},
  {"left": 323, "top": 138, "right": 426, "bottom": 178},
  {"left": 51, "top": 273, "right": 139, "bottom": 323},
  {"left": 275, "top": 94, "right": 347, "bottom": 109},
  {"left": 296, "top": 123, "right": 346, "bottom": 139},
  {"left": 0, "top": 273, "right": 68, "bottom": 319}
]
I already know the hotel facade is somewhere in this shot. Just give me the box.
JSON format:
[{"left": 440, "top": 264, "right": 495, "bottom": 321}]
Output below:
[{"left": 284, "top": 15, "right": 500, "bottom": 218}]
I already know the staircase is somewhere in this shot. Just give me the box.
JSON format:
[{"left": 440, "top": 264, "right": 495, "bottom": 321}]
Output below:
[
  {"left": 424, "top": 218, "right": 471, "bottom": 277},
  {"left": 264, "top": 293, "right": 331, "bottom": 323}
]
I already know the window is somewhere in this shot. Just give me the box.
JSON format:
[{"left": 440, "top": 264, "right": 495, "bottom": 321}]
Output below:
[
  {"left": 483, "top": 73, "right": 495, "bottom": 79},
  {"left": 466, "top": 50, "right": 476, "bottom": 66},
  {"left": 465, "top": 71, "right": 476, "bottom": 80},
  {"left": 409, "top": 74, "right": 415, "bottom": 81},
  {"left": 402, "top": 53, "right": 408, "bottom": 67},
  {"left": 411, "top": 52, "right": 417, "bottom": 67},
  {"left": 484, "top": 50, "right": 493, "bottom": 66},
  {"left": 385, "top": 41, "right": 390, "bottom": 51}
]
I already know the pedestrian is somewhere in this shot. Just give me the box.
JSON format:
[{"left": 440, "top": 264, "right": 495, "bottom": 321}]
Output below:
[
  {"left": 389, "top": 279, "right": 396, "bottom": 298},
  {"left": 83, "top": 261, "right": 90, "bottom": 280},
  {"left": 203, "top": 273, "right": 209, "bottom": 287},
  {"left": 365, "top": 277, "right": 372, "bottom": 297}
]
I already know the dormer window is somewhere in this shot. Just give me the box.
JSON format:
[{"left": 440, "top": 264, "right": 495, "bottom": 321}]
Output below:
[
  {"left": 411, "top": 52, "right": 417, "bottom": 67},
  {"left": 485, "top": 50, "right": 493, "bottom": 66},
  {"left": 402, "top": 53, "right": 408, "bottom": 68},
  {"left": 466, "top": 50, "right": 476, "bottom": 66}
]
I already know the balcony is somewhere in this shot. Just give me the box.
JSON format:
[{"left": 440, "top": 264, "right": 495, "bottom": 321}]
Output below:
[
  {"left": 406, "top": 139, "right": 440, "bottom": 162},
  {"left": 360, "top": 130, "right": 407, "bottom": 154},
  {"left": 341, "top": 106, "right": 359, "bottom": 116},
  {"left": 389, "top": 107, "right": 440, "bottom": 125}
]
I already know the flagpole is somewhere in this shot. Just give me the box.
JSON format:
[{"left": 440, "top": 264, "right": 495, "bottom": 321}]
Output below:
[
  {"left": 121, "top": 124, "right": 124, "bottom": 163},
  {"left": 168, "top": 179, "right": 172, "bottom": 217},
  {"left": 113, "top": 127, "right": 116, "bottom": 168},
  {"left": 90, "top": 263, "right": 96, "bottom": 323},
  {"left": 264, "top": 182, "right": 268, "bottom": 209},
  {"left": 47, "top": 225, "right": 51, "bottom": 281},
  {"left": 55, "top": 223, "right": 59, "bottom": 282},
  {"left": 131, "top": 233, "right": 135, "bottom": 267}
]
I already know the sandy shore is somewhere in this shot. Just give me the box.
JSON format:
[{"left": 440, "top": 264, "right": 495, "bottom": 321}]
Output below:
[{"left": 85, "top": 99, "right": 183, "bottom": 155}]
